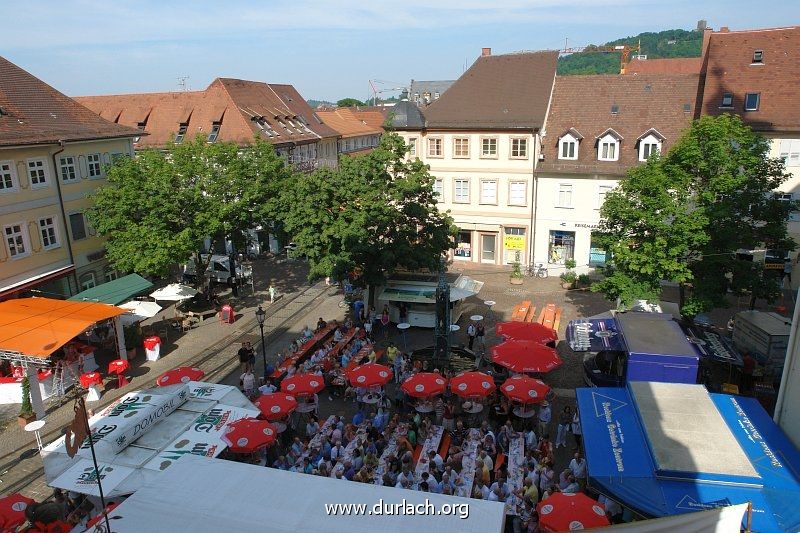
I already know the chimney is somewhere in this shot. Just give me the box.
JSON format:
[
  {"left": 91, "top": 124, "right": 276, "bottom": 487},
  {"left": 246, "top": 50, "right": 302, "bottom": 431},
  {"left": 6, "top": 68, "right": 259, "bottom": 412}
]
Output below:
[
  {"left": 720, "top": 26, "right": 729, "bottom": 32},
  {"left": 482, "top": 47, "right": 492, "bottom": 57}
]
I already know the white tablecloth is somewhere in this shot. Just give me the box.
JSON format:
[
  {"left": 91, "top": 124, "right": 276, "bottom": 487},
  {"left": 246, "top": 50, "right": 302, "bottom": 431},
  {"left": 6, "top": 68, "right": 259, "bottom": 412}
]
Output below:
[
  {"left": 455, "top": 429, "right": 482, "bottom": 498},
  {"left": 414, "top": 425, "right": 444, "bottom": 478}
]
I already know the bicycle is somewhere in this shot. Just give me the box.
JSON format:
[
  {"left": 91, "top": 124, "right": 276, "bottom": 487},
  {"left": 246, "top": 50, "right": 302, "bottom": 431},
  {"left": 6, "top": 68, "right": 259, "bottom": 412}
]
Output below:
[{"left": 525, "top": 263, "right": 549, "bottom": 278}]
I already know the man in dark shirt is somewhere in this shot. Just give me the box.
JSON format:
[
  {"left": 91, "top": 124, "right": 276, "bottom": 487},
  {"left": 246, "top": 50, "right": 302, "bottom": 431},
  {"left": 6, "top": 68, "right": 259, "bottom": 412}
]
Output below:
[{"left": 238, "top": 342, "right": 254, "bottom": 373}]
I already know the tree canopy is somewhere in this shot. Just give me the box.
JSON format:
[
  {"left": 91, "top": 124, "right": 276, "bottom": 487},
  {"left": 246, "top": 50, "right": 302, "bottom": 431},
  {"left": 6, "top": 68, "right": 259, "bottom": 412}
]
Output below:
[
  {"left": 88, "top": 136, "right": 291, "bottom": 279},
  {"left": 336, "top": 98, "right": 366, "bottom": 108},
  {"left": 278, "top": 131, "right": 456, "bottom": 288},
  {"left": 593, "top": 114, "right": 795, "bottom": 313}
]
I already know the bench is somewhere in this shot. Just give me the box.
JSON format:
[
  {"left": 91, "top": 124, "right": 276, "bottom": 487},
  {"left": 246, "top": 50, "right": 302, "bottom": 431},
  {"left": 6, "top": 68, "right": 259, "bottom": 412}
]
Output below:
[{"left": 511, "top": 300, "right": 532, "bottom": 322}]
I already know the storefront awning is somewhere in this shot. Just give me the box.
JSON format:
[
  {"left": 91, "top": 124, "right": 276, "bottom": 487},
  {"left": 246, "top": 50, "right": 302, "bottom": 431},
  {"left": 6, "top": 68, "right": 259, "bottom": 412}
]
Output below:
[
  {"left": 68, "top": 274, "right": 153, "bottom": 305},
  {"left": 0, "top": 297, "right": 126, "bottom": 358}
]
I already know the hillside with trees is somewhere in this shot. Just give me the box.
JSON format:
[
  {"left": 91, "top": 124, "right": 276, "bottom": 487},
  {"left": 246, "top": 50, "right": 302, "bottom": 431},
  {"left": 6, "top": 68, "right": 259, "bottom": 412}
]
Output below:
[{"left": 557, "top": 28, "right": 703, "bottom": 75}]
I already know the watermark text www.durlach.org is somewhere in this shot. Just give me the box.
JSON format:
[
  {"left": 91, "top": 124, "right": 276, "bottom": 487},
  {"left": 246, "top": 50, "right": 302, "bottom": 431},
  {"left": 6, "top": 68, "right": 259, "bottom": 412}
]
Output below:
[{"left": 325, "top": 498, "right": 470, "bottom": 519}]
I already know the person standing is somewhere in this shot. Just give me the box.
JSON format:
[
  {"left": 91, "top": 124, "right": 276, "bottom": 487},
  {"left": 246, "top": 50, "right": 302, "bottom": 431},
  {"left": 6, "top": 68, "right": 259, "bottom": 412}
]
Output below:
[
  {"left": 476, "top": 322, "right": 486, "bottom": 351},
  {"left": 537, "top": 401, "right": 551, "bottom": 439},
  {"left": 238, "top": 342, "right": 254, "bottom": 373},
  {"left": 571, "top": 409, "right": 582, "bottom": 449},
  {"left": 555, "top": 405, "right": 572, "bottom": 449},
  {"left": 467, "top": 321, "right": 477, "bottom": 351},
  {"left": 569, "top": 452, "right": 587, "bottom": 491},
  {"left": 269, "top": 283, "right": 277, "bottom": 303},
  {"left": 240, "top": 368, "right": 256, "bottom": 398},
  {"left": 381, "top": 305, "right": 390, "bottom": 339}
]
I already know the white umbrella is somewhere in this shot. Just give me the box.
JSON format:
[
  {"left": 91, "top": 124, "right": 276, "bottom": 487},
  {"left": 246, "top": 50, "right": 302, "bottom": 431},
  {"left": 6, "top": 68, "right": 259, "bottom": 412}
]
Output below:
[
  {"left": 150, "top": 283, "right": 198, "bottom": 301},
  {"left": 119, "top": 301, "right": 163, "bottom": 325}
]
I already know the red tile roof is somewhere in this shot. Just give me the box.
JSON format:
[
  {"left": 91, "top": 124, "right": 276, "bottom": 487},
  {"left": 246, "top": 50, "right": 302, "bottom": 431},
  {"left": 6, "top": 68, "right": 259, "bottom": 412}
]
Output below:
[
  {"left": 0, "top": 56, "right": 140, "bottom": 147},
  {"left": 316, "top": 108, "right": 383, "bottom": 138},
  {"left": 539, "top": 74, "right": 700, "bottom": 175},
  {"left": 626, "top": 57, "right": 702, "bottom": 75},
  {"left": 75, "top": 78, "right": 338, "bottom": 149},
  {"left": 423, "top": 51, "right": 558, "bottom": 130},
  {"left": 699, "top": 26, "right": 800, "bottom": 133}
]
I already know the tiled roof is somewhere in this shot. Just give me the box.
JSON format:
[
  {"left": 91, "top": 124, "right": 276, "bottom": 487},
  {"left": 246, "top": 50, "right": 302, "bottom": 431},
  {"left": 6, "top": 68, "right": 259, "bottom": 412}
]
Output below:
[
  {"left": 699, "top": 26, "right": 800, "bottom": 133},
  {"left": 389, "top": 100, "right": 426, "bottom": 130},
  {"left": 75, "top": 78, "right": 338, "bottom": 149},
  {"left": 626, "top": 57, "right": 702, "bottom": 75},
  {"left": 423, "top": 51, "right": 558, "bottom": 130},
  {"left": 539, "top": 74, "right": 700, "bottom": 175},
  {"left": 316, "top": 108, "right": 383, "bottom": 138},
  {"left": 0, "top": 56, "right": 140, "bottom": 147}
]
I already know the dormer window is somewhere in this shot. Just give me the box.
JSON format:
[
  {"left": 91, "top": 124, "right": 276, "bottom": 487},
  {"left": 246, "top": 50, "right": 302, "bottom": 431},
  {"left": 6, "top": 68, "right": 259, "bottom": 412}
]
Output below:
[
  {"left": 175, "top": 123, "right": 188, "bottom": 144},
  {"left": 752, "top": 50, "right": 763, "bottom": 63},
  {"left": 596, "top": 129, "right": 623, "bottom": 162},
  {"left": 721, "top": 93, "right": 733, "bottom": 108},
  {"left": 637, "top": 129, "right": 665, "bottom": 161},
  {"left": 207, "top": 122, "right": 221, "bottom": 143},
  {"left": 558, "top": 128, "right": 583, "bottom": 160}
]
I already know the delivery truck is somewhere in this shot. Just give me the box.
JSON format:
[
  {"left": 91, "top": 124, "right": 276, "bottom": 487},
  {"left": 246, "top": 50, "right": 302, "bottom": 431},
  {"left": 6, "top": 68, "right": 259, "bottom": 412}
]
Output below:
[{"left": 732, "top": 310, "right": 791, "bottom": 378}]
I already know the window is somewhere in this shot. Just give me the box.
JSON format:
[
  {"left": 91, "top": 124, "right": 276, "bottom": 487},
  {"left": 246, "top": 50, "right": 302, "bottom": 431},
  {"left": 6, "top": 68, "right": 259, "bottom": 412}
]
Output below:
[
  {"left": 87, "top": 153, "right": 102, "bottom": 178},
  {"left": 110, "top": 152, "right": 124, "bottom": 163},
  {"left": 408, "top": 137, "right": 417, "bottom": 156},
  {"left": 175, "top": 123, "right": 188, "bottom": 143},
  {"left": 597, "top": 185, "right": 613, "bottom": 209},
  {"left": 59, "top": 156, "right": 78, "bottom": 182},
  {"left": 39, "top": 216, "right": 59, "bottom": 250},
  {"left": 69, "top": 212, "right": 87, "bottom": 241},
  {"left": 454, "top": 231, "right": 472, "bottom": 259},
  {"left": 105, "top": 270, "right": 118, "bottom": 282},
  {"left": 589, "top": 237, "right": 608, "bottom": 267},
  {"left": 480, "top": 180, "right": 497, "bottom": 204},
  {"left": 752, "top": 50, "right": 763, "bottom": 63},
  {"left": 433, "top": 179, "right": 444, "bottom": 201},
  {"left": 548, "top": 230, "right": 575, "bottom": 265},
  {"left": 503, "top": 227, "right": 526, "bottom": 264},
  {"left": 508, "top": 181, "right": 526, "bottom": 206},
  {"left": 481, "top": 234, "right": 496, "bottom": 263},
  {"left": 556, "top": 183, "right": 573, "bottom": 208},
  {"left": 721, "top": 93, "right": 733, "bottom": 107},
  {"left": 481, "top": 137, "right": 498, "bottom": 158},
  {"left": 559, "top": 135, "right": 578, "bottom": 160},
  {"left": 27, "top": 158, "right": 48, "bottom": 188},
  {"left": 428, "top": 138, "right": 443, "bottom": 157},
  {"left": 453, "top": 138, "right": 470, "bottom": 158},
  {"left": 0, "top": 160, "right": 18, "bottom": 192},
  {"left": 611, "top": 104, "right": 619, "bottom": 115},
  {"left": 80, "top": 273, "right": 96, "bottom": 291},
  {"left": 4, "top": 223, "right": 29, "bottom": 259},
  {"left": 454, "top": 179, "right": 470, "bottom": 203},
  {"left": 779, "top": 140, "right": 800, "bottom": 166},
  {"left": 207, "top": 123, "right": 221, "bottom": 143},
  {"left": 597, "top": 134, "right": 620, "bottom": 161},
  {"left": 510, "top": 138, "right": 528, "bottom": 159},
  {"left": 745, "top": 93, "right": 760, "bottom": 111},
  {"left": 638, "top": 133, "right": 662, "bottom": 161}
]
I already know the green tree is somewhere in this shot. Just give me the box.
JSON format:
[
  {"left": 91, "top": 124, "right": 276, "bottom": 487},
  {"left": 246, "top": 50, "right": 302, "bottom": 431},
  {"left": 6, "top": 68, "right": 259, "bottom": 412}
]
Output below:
[
  {"left": 593, "top": 114, "right": 795, "bottom": 312},
  {"left": 279, "top": 131, "right": 456, "bottom": 295},
  {"left": 336, "top": 98, "right": 365, "bottom": 108},
  {"left": 88, "top": 135, "right": 292, "bottom": 284}
]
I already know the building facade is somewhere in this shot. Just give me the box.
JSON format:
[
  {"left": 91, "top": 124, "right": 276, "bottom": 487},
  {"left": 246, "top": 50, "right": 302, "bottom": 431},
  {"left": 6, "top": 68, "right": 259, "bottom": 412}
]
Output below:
[
  {"left": 0, "top": 56, "right": 139, "bottom": 300},
  {"left": 316, "top": 107, "right": 384, "bottom": 156}
]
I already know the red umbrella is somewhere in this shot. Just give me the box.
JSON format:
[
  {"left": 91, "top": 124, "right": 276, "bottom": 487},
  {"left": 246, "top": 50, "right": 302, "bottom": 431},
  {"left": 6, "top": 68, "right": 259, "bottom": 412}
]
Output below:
[
  {"left": 496, "top": 321, "right": 558, "bottom": 344},
  {"left": 449, "top": 371, "right": 496, "bottom": 398},
  {"left": 107, "top": 359, "right": 129, "bottom": 375},
  {"left": 491, "top": 340, "right": 562, "bottom": 373},
  {"left": 537, "top": 492, "right": 610, "bottom": 532},
  {"left": 401, "top": 372, "right": 447, "bottom": 398},
  {"left": 157, "top": 367, "right": 205, "bottom": 386},
  {"left": 347, "top": 363, "right": 393, "bottom": 388},
  {"left": 86, "top": 502, "right": 120, "bottom": 529},
  {"left": 281, "top": 373, "right": 325, "bottom": 396},
  {"left": 0, "top": 493, "right": 35, "bottom": 530},
  {"left": 253, "top": 393, "right": 298, "bottom": 421},
  {"left": 221, "top": 418, "right": 278, "bottom": 453},
  {"left": 500, "top": 375, "right": 550, "bottom": 404},
  {"left": 79, "top": 371, "right": 103, "bottom": 388}
]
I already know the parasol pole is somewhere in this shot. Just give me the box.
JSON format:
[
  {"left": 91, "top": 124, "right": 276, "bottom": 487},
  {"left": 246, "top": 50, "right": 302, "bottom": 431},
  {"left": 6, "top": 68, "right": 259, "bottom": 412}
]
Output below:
[{"left": 78, "top": 396, "right": 112, "bottom": 532}]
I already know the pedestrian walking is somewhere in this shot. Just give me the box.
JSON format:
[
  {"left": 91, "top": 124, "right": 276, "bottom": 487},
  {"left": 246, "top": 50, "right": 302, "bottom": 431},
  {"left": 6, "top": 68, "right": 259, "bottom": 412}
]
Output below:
[
  {"left": 240, "top": 368, "right": 256, "bottom": 398},
  {"left": 537, "top": 400, "right": 551, "bottom": 439},
  {"left": 268, "top": 283, "right": 277, "bottom": 303},
  {"left": 555, "top": 405, "right": 572, "bottom": 449},
  {"left": 381, "top": 305, "right": 390, "bottom": 339},
  {"left": 467, "top": 321, "right": 477, "bottom": 351},
  {"left": 476, "top": 322, "right": 486, "bottom": 351},
  {"left": 571, "top": 409, "right": 582, "bottom": 449}
]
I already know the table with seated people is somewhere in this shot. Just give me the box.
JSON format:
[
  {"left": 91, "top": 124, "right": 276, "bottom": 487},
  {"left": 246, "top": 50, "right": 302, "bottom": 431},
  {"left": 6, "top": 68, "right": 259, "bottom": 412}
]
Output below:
[
  {"left": 414, "top": 425, "right": 444, "bottom": 478},
  {"left": 270, "top": 324, "right": 335, "bottom": 380},
  {"left": 374, "top": 429, "right": 401, "bottom": 484},
  {"left": 505, "top": 435, "right": 526, "bottom": 515},
  {"left": 454, "top": 429, "right": 483, "bottom": 498}
]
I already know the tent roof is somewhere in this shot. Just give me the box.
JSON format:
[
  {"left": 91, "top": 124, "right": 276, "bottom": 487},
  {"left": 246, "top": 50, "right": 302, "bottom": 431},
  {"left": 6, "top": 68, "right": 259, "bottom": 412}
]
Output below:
[
  {"left": 0, "top": 297, "right": 126, "bottom": 358},
  {"left": 103, "top": 455, "right": 506, "bottom": 532},
  {"left": 68, "top": 274, "right": 153, "bottom": 305}
]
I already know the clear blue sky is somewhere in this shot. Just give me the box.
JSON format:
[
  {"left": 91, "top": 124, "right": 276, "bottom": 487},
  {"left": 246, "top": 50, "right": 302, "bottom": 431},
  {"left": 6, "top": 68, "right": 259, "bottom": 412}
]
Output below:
[{"left": 1, "top": 1, "right": 797, "bottom": 102}]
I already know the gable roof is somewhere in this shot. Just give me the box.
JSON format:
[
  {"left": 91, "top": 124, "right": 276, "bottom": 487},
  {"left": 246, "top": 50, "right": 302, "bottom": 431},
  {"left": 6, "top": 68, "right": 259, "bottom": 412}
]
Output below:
[
  {"left": 75, "top": 79, "right": 338, "bottom": 149},
  {"left": 699, "top": 26, "right": 800, "bottom": 133},
  {"left": 626, "top": 57, "right": 703, "bottom": 75},
  {"left": 423, "top": 51, "right": 558, "bottom": 130},
  {"left": 539, "top": 74, "right": 700, "bottom": 175},
  {"left": 315, "top": 108, "right": 383, "bottom": 138},
  {"left": 0, "top": 56, "right": 140, "bottom": 147}
]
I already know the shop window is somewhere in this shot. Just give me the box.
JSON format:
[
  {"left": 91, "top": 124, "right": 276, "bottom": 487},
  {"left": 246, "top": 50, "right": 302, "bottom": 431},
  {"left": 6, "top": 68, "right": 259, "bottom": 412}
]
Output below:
[
  {"left": 453, "top": 231, "right": 472, "bottom": 259},
  {"left": 503, "top": 227, "right": 526, "bottom": 264},
  {"left": 548, "top": 230, "right": 575, "bottom": 265}
]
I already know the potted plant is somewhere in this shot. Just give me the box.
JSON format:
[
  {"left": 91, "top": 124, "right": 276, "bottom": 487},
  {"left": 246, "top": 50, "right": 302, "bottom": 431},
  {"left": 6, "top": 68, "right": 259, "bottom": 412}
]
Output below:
[
  {"left": 510, "top": 261, "right": 524, "bottom": 285},
  {"left": 18, "top": 376, "right": 36, "bottom": 427},
  {"left": 577, "top": 274, "right": 591, "bottom": 289},
  {"left": 560, "top": 259, "right": 577, "bottom": 289},
  {"left": 124, "top": 325, "right": 142, "bottom": 359}
]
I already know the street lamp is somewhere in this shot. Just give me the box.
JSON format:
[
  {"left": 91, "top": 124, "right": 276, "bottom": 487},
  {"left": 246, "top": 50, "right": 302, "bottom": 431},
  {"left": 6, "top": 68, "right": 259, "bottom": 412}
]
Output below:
[{"left": 255, "top": 306, "right": 267, "bottom": 381}]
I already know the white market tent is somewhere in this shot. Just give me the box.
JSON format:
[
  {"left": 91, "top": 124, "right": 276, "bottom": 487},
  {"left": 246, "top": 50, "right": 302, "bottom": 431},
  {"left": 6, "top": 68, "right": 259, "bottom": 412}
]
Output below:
[
  {"left": 97, "top": 455, "right": 508, "bottom": 533},
  {"left": 42, "top": 381, "right": 258, "bottom": 498}
]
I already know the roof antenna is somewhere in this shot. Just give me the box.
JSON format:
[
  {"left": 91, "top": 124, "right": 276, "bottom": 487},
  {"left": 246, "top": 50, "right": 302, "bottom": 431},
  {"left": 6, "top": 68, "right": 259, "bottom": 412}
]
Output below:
[{"left": 177, "top": 76, "right": 190, "bottom": 91}]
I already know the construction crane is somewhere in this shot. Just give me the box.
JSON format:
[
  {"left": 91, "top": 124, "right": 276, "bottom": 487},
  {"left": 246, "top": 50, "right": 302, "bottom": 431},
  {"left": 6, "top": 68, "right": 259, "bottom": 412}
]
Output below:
[
  {"left": 368, "top": 79, "right": 405, "bottom": 106},
  {"left": 560, "top": 40, "right": 641, "bottom": 74}
]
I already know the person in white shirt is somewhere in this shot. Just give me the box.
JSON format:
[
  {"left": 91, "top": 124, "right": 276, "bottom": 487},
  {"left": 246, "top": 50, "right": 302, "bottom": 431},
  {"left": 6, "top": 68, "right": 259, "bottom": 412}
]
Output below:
[
  {"left": 258, "top": 380, "right": 277, "bottom": 395},
  {"left": 562, "top": 475, "right": 580, "bottom": 494},
  {"left": 537, "top": 401, "right": 552, "bottom": 438},
  {"left": 428, "top": 450, "right": 445, "bottom": 471},
  {"left": 331, "top": 441, "right": 345, "bottom": 461},
  {"left": 479, "top": 450, "right": 494, "bottom": 472},
  {"left": 569, "top": 452, "right": 588, "bottom": 489},
  {"left": 240, "top": 370, "right": 256, "bottom": 397}
]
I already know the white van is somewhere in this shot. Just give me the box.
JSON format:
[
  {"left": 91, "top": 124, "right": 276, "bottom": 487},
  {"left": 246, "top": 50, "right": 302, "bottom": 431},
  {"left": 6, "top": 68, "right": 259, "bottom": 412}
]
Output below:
[{"left": 182, "top": 254, "right": 246, "bottom": 285}]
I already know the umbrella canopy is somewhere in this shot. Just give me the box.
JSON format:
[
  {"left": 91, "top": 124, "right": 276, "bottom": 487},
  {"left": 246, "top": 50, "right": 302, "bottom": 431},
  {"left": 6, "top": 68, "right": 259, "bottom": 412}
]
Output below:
[
  {"left": 401, "top": 372, "right": 448, "bottom": 398},
  {"left": 221, "top": 418, "right": 278, "bottom": 453},
  {"left": 491, "top": 340, "right": 562, "bottom": 374},
  {"left": 108, "top": 359, "right": 129, "bottom": 375},
  {"left": 281, "top": 373, "right": 325, "bottom": 396},
  {"left": 347, "top": 363, "right": 393, "bottom": 388},
  {"left": 119, "top": 300, "right": 162, "bottom": 325},
  {"left": 537, "top": 492, "right": 610, "bottom": 532},
  {"left": 500, "top": 375, "right": 550, "bottom": 404},
  {"left": 0, "top": 493, "right": 35, "bottom": 530},
  {"left": 157, "top": 367, "right": 205, "bottom": 386},
  {"left": 449, "top": 371, "right": 496, "bottom": 398},
  {"left": 150, "top": 283, "right": 198, "bottom": 301},
  {"left": 496, "top": 321, "right": 558, "bottom": 344},
  {"left": 86, "top": 502, "right": 120, "bottom": 529},
  {"left": 79, "top": 372, "right": 103, "bottom": 388},
  {"left": 253, "top": 393, "right": 298, "bottom": 421}
]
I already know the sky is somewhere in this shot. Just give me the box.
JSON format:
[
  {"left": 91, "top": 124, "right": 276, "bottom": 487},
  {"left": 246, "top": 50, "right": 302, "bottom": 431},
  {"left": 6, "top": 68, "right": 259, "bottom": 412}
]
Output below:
[{"left": 1, "top": 0, "right": 798, "bottom": 102}]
